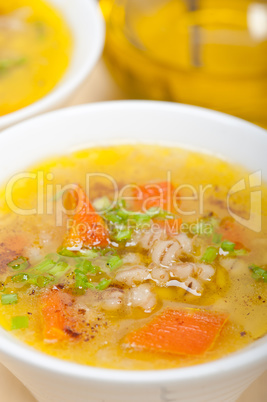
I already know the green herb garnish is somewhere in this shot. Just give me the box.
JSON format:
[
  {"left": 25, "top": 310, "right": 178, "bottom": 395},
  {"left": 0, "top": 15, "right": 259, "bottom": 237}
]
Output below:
[
  {"left": 32, "top": 258, "right": 56, "bottom": 273},
  {"left": 221, "top": 240, "right": 236, "bottom": 252},
  {"left": 11, "top": 272, "right": 54, "bottom": 288},
  {"left": 34, "top": 275, "right": 54, "bottom": 288},
  {"left": 146, "top": 207, "right": 161, "bottom": 217},
  {"left": 131, "top": 213, "right": 151, "bottom": 225},
  {"left": 95, "top": 278, "right": 111, "bottom": 290},
  {"left": 57, "top": 247, "right": 99, "bottom": 259},
  {"left": 57, "top": 247, "right": 78, "bottom": 257},
  {"left": 74, "top": 269, "right": 94, "bottom": 290},
  {"left": 249, "top": 264, "right": 267, "bottom": 282},
  {"left": 201, "top": 246, "right": 218, "bottom": 263},
  {"left": 107, "top": 256, "right": 123, "bottom": 271},
  {"left": 113, "top": 229, "right": 132, "bottom": 242},
  {"left": 7, "top": 256, "right": 28, "bottom": 270},
  {"left": 212, "top": 233, "right": 222, "bottom": 244},
  {"left": 49, "top": 261, "right": 69, "bottom": 278},
  {"left": 93, "top": 196, "right": 111, "bottom": 212},
  {"left": 1, "top": 294, "right": 18, "bottom": 305},
  {"left": 76, "top": 260, "right": 99, "bottom": 275},
  {"left": 11, "top": 273, "right": 30, "bottom": 283},
  {"left": 116, "top": 208, "right": 131, "bottom": 220},
  {"left": 27, "top": 256, "right": 71, "bottom": 287},
  {"left": 146, "top": 207, "right": 175, "bottom": 220},
  {"left": 11, "top": 316, "right": 29, "bottom": 330},
  {"left": 102, "top": 200, "right": 181, "bottom": 243},
  {"left": 104, "top": 212, "right": 123, "bottom": 224},
  {"left": 78, "top": 249, "right": 99, "bottom": 259}
]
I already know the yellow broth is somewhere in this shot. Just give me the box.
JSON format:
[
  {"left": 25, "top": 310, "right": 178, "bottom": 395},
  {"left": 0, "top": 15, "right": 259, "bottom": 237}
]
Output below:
[
  {"left": 0, "top": 0, "right": 72, "bottom": 116},
  {"left": 0, "top": 145, "right": 266, "bottom": 370}
]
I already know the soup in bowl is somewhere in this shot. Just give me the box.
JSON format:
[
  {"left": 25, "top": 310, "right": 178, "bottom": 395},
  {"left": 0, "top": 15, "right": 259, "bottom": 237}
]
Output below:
[
  {"left": 0, "top": 101, "right": 266, "bottom": 402},
  {"left": 0, "top": 0, "right": 104, "bottom": 130}
]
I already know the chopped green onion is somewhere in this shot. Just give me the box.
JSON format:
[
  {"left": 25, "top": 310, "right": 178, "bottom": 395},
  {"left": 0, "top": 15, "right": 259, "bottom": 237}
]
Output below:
[
  {"left": 1, "top": 294, "right": 18, "bottom": 305},
  {"left": 201, "top": 246, "right": 218, "bottom": 263},
  {"left": 131, "top": 214, "right": 151, "bottom": 225},
  {"left": 11, "top": 272, "right": 58, "bottom": 289},
  {"left": 116, "top": 209, "right": 131, "bottom": 220},
  {"left": 35, "top": 275, "right": 54, "bottom": 288},
  {"left": 212, "top": 233, "right": 222, "bottom": 244},
  {"left": 74, "top": 269, "right": 94, "bottom": 290},
  {"left": 78, "top": 249, "right": 99, "bottom": 259},
  {"left": 27, "top": 256, "right": 71, "bottom": 286},
  {"left": 33, "top": 258, "right": 56, "bottom": 273},
  {"left": 118, "top": 199, "right": 126, "bottom": 209},
  {"left": 49, "top": 261, "right": 69, "bottom": 279},
  {"left": 97, "top": 248, "right": 115, "bottom": 256},
  {"left": 221, "top": 241, "right": 235, "bottom": 252},
  {"left": 44, "top": 253, "right": 61, "bottom": 263},
  {"left": 11, "top": 316, "right": 29, "bottom": 330},
  {"left": 93, "top": 196, "right": 111, "bottom": 211},
  {"left": 234, "top": 249, "right": 248, "bottom": 256},
  {"left": 12, "top": 273, "right": 30, "bottom": 283},
  {"left": 113, "top": 229, "right": 132, "bottom": 242},
  {"left": 57, "top": 247, "right": 78, "bottom": 257},
  {"left": 74, "top": 271, "right": 88, "bottom": 289},
  {"left": 153, "top": 209, "right": 176, "bottom": 220},
  {"left": 76, "top": 260, "right": 92, "bottom": 274},
  {"left": 249, "top": 264, "right": 267, "bottom": 282},
  {"left": 146, "top": 207, "right": 161, "bottom": 217},
  {"left": 146, "top": 207, "right": 176, "bottom": 220},
  {"left": 95, "top": 278, "right": 111, "bottom": 290},
  {"left": 76, "top": 260, "right": 99, "bottom": 274},
  {"left": 7, "top": 256, "right": 28, "bottom": 270},
  {"left": 104, "top": 212, "right": 123, "bottom": 224},
  {"left": 107, "top": 256, "right": 123, "bottom": 271},
  {"left": 58, "top": 247, "right": 99, "bottom": 259}
]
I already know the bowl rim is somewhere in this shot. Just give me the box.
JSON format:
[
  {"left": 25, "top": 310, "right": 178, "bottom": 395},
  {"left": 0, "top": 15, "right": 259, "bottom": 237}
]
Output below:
[
  {"left": 0, "top": 100, "right": 266, "bottom": 384},
  {"left": 0, "top": 0, "right": 105, "bottom": 130}
]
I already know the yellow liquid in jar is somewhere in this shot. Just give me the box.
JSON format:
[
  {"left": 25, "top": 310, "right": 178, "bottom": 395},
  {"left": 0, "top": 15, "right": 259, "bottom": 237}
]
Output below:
[{"left": 100, "top": 0, "right": 267, "bottom": 128}]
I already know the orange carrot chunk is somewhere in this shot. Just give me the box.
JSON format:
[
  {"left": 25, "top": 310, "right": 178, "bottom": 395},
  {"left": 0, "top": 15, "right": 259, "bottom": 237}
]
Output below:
[
  {"left": 132, "top": 181, "right": 177, "bottom": 212},
  {"left": 63, "top": 185, "right": 110, "bottom": 249},
  {"left": 41, "top": 289, "right": 69, "bottom": 341},
  {"left": 40, "top": 289, "right": 82, "bottom": 342},
  {"left": 124, "top": 308, "right": 229, "bottom": 356},
  {"left": 218, "top": 217, "right": 246, "bottom": 250}
]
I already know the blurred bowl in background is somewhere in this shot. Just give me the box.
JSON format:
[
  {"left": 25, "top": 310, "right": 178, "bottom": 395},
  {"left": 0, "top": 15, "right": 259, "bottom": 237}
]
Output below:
[{"left": 0, "top": 0, "right": 105, "bottom": 131}]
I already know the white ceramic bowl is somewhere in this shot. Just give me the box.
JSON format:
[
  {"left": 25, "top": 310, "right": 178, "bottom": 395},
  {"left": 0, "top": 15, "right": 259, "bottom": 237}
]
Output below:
[
  {"left": 0, "top": 101, "right": 266, "bottom": 402},
  {"left": 0, "top": 0, "right": 105, "bottom": 131}
]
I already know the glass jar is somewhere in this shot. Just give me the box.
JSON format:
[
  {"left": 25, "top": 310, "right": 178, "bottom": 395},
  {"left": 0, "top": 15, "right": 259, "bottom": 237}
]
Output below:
[{"left": 100, "top": 0, "right": 267, "bottom": 128}]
